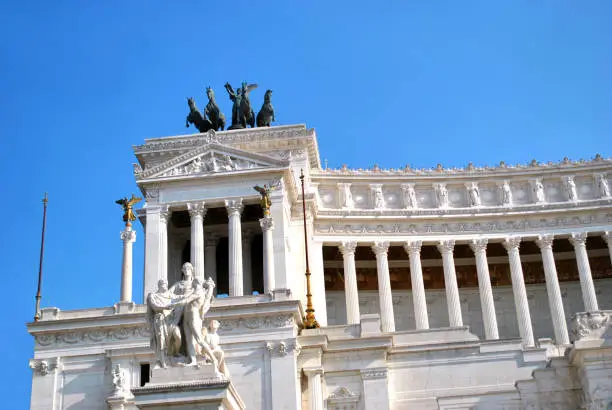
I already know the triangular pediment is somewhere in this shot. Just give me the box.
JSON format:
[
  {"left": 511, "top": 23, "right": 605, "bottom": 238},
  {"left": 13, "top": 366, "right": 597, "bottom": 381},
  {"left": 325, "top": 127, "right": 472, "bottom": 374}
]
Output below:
[{"left": 135, "top": 143, "right": 288, "bottom": 180}]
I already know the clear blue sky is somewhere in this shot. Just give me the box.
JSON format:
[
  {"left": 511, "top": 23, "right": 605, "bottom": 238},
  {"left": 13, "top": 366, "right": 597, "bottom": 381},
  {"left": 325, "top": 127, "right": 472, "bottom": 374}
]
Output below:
[{"left": 1, "top": 1, "right": 611, "bottom": 405}]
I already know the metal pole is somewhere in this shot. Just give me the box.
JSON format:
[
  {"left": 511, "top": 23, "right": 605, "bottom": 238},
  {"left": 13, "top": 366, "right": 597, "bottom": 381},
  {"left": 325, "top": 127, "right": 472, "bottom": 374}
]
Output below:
[
  {"left": 34, "top": 193, "right": 48, "bottom": 321},
  {"left": 300, "top": 170, "right": 319, "bottom": 329}
]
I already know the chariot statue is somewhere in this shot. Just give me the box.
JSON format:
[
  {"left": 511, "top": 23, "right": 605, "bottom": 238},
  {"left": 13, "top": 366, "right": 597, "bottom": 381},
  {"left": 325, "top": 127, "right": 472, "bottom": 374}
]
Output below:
[{"left": 225, "top": 81, "right": 258, "bottom": 129}]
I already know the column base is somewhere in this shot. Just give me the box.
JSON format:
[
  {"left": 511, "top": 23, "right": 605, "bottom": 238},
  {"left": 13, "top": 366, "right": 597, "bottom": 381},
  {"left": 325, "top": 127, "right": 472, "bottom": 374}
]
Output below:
[{"left": 113, "top": 301, "right": 136, "bottom": 314}]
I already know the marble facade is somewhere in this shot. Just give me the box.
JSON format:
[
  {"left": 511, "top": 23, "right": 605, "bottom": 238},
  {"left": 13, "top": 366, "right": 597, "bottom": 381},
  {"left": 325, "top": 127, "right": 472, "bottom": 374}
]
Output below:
[{"left": 28, "top": 125, "right": 612, "bottom": 409}]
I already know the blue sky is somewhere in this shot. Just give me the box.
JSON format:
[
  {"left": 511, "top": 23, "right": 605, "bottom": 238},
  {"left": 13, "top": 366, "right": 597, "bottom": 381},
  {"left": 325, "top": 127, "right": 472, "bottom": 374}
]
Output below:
[{"left": 1, "top": 1, "right": 611, "bottom": 405}]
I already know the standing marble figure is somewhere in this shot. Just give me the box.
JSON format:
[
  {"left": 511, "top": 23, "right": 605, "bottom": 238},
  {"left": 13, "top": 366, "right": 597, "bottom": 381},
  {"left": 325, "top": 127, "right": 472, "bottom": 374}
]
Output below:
[{"left": 146, "top": 262, "right": 224, "bottom": 373}]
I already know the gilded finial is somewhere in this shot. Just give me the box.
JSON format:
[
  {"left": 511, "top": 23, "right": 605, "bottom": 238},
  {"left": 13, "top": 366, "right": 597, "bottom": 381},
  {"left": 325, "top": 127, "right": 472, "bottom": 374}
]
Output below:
[{"left": 115, "top": 194, "right": 142, "bottom": 227}]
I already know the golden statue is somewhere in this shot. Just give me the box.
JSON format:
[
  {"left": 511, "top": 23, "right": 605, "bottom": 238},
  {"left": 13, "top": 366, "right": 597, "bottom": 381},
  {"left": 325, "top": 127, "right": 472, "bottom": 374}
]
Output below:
[
  {"left": 115, "top": 194, "right": 142, "bottom": 227},
  {"left": 253, "top": 184, "right": 273, "bottom": 216}
]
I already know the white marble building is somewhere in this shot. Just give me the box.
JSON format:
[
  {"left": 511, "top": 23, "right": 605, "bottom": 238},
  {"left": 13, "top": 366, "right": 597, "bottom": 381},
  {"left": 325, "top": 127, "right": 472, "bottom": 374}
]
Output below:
[{"left": 28, "top": 124, "right": 612, "bottom": 409}]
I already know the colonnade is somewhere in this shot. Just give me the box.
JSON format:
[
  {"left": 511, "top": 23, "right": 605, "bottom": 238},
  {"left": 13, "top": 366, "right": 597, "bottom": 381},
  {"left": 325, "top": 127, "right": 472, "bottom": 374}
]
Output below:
[
  {"left": 334, "top": 232, "right": 612, "bottom": 346},
  {"left": 143, "top": 199, "right": 276, "bottom": 298}
]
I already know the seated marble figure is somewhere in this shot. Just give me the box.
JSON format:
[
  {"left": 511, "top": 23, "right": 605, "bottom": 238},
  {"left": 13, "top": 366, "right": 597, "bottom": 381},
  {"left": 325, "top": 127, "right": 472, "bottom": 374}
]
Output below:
[{"left": 146, "top": 262, "right": 223, "bottom": 374}]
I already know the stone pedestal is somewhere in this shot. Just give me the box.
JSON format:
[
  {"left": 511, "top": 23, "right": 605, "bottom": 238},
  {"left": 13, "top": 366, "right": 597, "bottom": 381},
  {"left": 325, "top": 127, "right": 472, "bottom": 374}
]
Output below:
[{"left": 132, "top": 364, "right": 244, "bottom": 410}]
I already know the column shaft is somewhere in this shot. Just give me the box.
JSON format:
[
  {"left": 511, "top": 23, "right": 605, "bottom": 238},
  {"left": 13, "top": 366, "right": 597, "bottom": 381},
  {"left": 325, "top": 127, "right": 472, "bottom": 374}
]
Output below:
[
  {"left": 242, "top": 230, "right": 253, "bottom": 295},
  {"left": 469, "top": 239, "right": 499, "bottom": 340},
  {"left": 437, "top": 240, "right": 463, "bottom": 327},
  {"left": 187, "top": 202, "right": 206, "bottom": 281},
  {"left": 404, "top": 241, "right": 429, "bottom": 330},
  {"left": 144, "top": 206, "right": 169, "bottom": 300},
  {"left": 604, "top": 232, "right": 612, "bottom": 265},
  {"left": 372, "top": 242, "right": 395, "bottom": 332},
  {"left": 339, "top": 241, "right": 360, "bottom": 325},
  {"left": 570, "top": 232, "right": 598, "bottom": 311},
  {"left": 204, "top": 234, "right": 219, "bottom": 291},
  {"left": 260, "top": 217, "right": 276, "bottom": 293},
  {"left": 120, "top": 228, "right": 136, "bottom": 302},
  {"left": 536, "top": 235, "right": 570, "bottom": 345},
  {"left": 226, "top": 199, "right": 244, "bottom": 297},
  {"left": 305, "top": 369, "right": 324, "bottom": 410},
  {"left": 503, "top": 237, "right": 535, "bottom": 347}
]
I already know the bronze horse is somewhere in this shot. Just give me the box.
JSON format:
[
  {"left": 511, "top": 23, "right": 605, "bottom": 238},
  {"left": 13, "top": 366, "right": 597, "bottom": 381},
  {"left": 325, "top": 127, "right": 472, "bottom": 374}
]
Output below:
[
  {"left": 186, "top": 97, "right": 213, "bottom": 133},
  {"left": 205, "top": 87, "right": 226, "bottom": 131}
]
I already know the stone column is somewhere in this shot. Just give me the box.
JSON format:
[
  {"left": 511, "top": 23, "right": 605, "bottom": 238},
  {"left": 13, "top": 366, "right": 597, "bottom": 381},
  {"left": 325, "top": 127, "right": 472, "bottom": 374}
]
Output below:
[
  {"left": 187, "top": 202, "right": 206, "bottom": 281},
  {"left": 260, "top": 217, "right": 275, "bottom": 293},
  {"left": 536, "top": 235, "right": 570, "bottom": 345},
  {"left": 120, "top": 227, "right": 136, "bottom": 302},
  {"left": 437, "top": 240, "right": 463, "bottom": 327},
  {"left": 339, "top": 241, "right": 360, "bottom": 325},
  {"left": 503, "top": 237, "right": 535, "bottom": 347},
  {"left": 569, "top": 232, "right": 599, "bottom": 312},
  {"left": 404, "top": 240, "right": 429, "bottom": 330},
  {"left": 372, "top": 241, "right": 395, "bottom": 333},
  {"left": 144, "top": 205, "right": 169, "bottom": 297},
  {"left": 602, "top": 231, "right": 612, "bottom": 266},
  {"left": 242, "top": 229, "right": 254, "bottom": 295},
  {"left": 469, "top": 239, "right": 499, "bottom": 340},
  {"left": 204, "top": 233, "right": 219, "bottom": 289},
  {"left": 304, "top": 368, "right": 324, "bottom": 410},
  {"left": 225, "top": 199, "right": 244, "bottom": 297}
]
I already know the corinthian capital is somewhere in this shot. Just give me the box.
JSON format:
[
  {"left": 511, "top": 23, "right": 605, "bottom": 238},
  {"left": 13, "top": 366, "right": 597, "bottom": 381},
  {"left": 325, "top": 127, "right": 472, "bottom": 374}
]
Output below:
[
  {"left": 259, "top": 216, "right": 274, "bottom": 231},
  {"left": 186, "top": 202, "right": 206, "bottom": 219},
  {"left": 502, "top": 236, "right": 521, "bottom": 252},
  {"left": 339, "top": 241, "right": 358, "bottom": 256},
  {"left": 404, "top": 240, "right": 422, "bottom": 255},
  {"left": 225, "top": 199, "right": 243, "bottom": 217},
  {"left": 469, "top": 238, "right": 488, "bottom": 254},
  {"left": 569, "top": 232, "right": 588, "bottom": 246},
  {"left": 437, "top": 239, "right": 455, "bottom": 254},
  {"left": 371, "top": 241, "right": 390, "bottom": 256},
  {"left": 536, "top": 234, "right": 554, "bottom": 250},
  {"left": 120, "top": 229, "right": 136, "bottom": 243}
]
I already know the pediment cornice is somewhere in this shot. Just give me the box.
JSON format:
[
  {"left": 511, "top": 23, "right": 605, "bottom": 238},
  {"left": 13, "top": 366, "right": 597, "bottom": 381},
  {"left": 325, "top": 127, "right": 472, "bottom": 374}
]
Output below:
[{"left": 134, "top": 142, "right": 289, "bottom": 181}]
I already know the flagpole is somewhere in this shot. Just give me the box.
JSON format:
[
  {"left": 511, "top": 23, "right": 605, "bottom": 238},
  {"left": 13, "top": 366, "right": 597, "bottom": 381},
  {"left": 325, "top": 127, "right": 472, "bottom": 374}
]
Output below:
[
  {"left": 34, "top": 193, "right": 48, "bottom": 321},
  {"left": 300, "top": 170, "right": 319, "bottom": 329}
]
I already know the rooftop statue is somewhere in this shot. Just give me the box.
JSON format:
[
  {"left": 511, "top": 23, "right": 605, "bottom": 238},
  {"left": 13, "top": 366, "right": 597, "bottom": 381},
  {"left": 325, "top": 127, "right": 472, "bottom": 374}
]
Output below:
[
  {"left": 186, "top": 97, "right": 214, "bottom": 133},
  {"left": 225, "top": 81, "right": 258, "bottom": 129},
  {"left": 256, "top": 90, "right": 275, "bottom": 127},
  {"left": 146, "top": 262, "right": 224, "bottom": 374},
  {"left": 205, "top": 87, "right": 226, "bottom": 131},
  {"left": 254, "top": 184, "right": 273, "bottom": 216},
  {"left": 115, "top": 194, "right": 142, "bottom": 227}
]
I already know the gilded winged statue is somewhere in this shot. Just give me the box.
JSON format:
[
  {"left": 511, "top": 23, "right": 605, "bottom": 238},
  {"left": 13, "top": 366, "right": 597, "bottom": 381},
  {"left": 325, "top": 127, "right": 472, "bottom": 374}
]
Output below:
[
  {"left": 253, "top": 185, "right": 273, "bottom": 216},
  {"left": 115, "top": 194, "right": 142, "bottom": 226}
]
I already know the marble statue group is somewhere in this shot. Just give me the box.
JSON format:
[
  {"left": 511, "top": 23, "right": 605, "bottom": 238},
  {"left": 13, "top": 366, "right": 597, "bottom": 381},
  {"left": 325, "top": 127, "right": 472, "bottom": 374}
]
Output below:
[
  {"left": 146, "top": 262, "right": 229, "bottom": 377},
  {"left": 186, "top": 81, "right": 276, "bottom": 133}
]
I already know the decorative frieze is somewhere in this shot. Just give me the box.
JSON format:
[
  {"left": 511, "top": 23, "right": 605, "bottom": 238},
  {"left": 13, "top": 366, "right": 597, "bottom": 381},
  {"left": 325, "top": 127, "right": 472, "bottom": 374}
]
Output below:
[
  {"left": 570, "top": 311, "right": 610, "bottom": 341},
  {"left": 35, "top": 326, "right": 150, "bottom": 348},
  {"left": 219, "top": 314, "right": 295, "bottom": 331}
]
